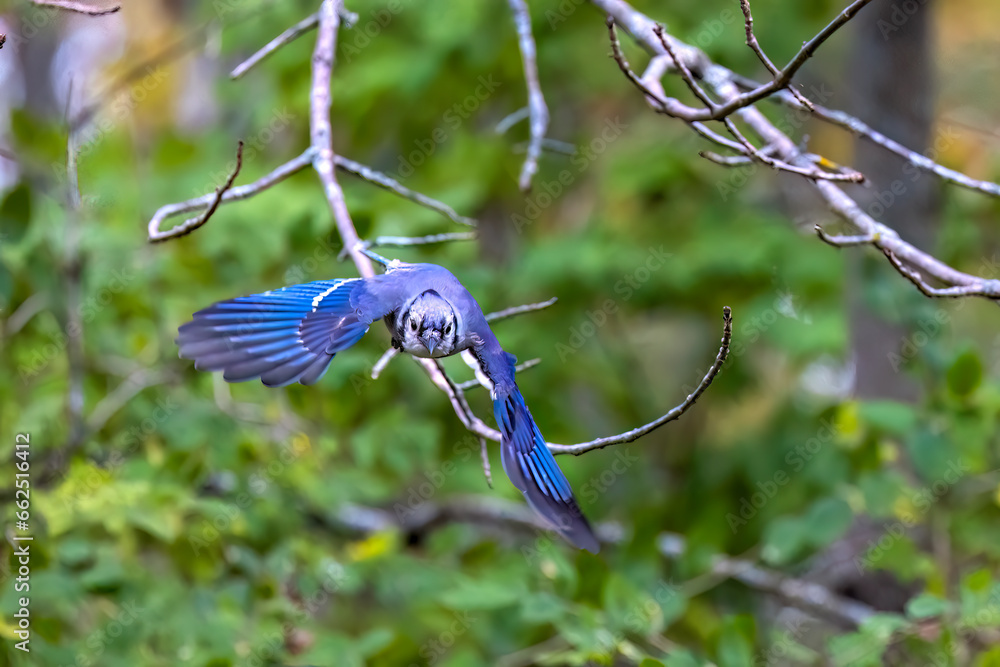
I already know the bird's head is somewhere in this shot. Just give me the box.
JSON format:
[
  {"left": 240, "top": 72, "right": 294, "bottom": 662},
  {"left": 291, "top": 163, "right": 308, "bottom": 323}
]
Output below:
[{"left": 403, "top": 290, "right": 458, "bottom": 357}]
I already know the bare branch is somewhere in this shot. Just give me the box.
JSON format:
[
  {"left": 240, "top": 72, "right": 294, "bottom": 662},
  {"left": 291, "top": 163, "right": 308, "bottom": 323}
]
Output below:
[
  {"left": 311, "top": 1, "right": 372, "bottom": 275},
  {"left": 147, "top": 149, "right": 311, "bottom": 241},
  {"left": 479, "top": 437, "right": 493, "bottom": 488},
  {"left": 485, "top": 297, "right": 558, "bottom": 322},
  {"left": 147, "top": 149, "right": 474, "bottom": 241},
  {"left": 427, "top": 360, "right": 501, "bottom": 441},
  {"left": 325, "top": 496, "right": 876, "bottom": 628},
  {"left": 596, "top": 0, "right": 1000, "bottom": 300},
  {"left": 691, "top": 0, "right": 874, "bottom": 121},
  {"left": 814, "top": 224, "right": 879, "bottom": 248},
  {"left": 149, "top": 141, "right": 244, "bottom": 243},
  {"left": 342, "top": 233, "right": 477, "bottom": 262},
  {"left": 769, "top": 91, "right": 1000, "bottom": 199},
  {"left": 31, "top": 0, "right": 120, "bottom": 16},
  {"left": 496, "top": 107, "right": 531, "bottom": 135},
  {"left": 653, "top": 25, "right": 864, "bottom": 184},
  {"left": 231, "top": 13, "right": 319, "bottom": 80},
  {"left": 335, "top": 155, "right": 477, "bottom": 226},
  {"left": 368, "top": 232, "right": 478, "bottom": 249},
  {"left": 507, "top": 0, "right": 549, "bottom": 192},
  {"left": 881, "top": 249, "right": 1000, "bottom": 299},
  {"left": 370, "top": 347, "right": 400, "bottom": 380},
  {"left": 657, "top": 534, "right": 875, "bottom": 627},
  {"left": 738, "top": 0, "right": 813, "bottom": 111},
  {"left": 549, "top": 306, "right": 732, "bottom": 455},
  {"left": 305, "top": 1, "right": 495, "bottom": 432}
]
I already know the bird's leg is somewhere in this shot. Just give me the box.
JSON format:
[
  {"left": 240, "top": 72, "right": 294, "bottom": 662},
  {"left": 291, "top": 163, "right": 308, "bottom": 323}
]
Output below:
[{"left": 391, "top": 337, "right": 403, "bottom": 351}]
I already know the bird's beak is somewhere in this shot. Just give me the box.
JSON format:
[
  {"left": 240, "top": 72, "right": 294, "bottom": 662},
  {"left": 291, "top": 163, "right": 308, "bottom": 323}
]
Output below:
[{"left": 421, "top": 333, "right": 439, "bottom": 355}]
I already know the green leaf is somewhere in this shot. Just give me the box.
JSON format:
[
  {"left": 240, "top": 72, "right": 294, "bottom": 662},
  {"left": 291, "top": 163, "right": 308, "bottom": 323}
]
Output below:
[
  {"left": 761, "top": 516, "right": 806, "bottom": 565},
  {"left": 804, "top": 497, "right": 853, "bottom": 548},
  {"left": 0, "top": 183, "right": 31, "bottom": 244},
  {"left": 520, "top": 592, "right": 566, "bottom": 625},
  {"left": 439, "top": 578, "right": 522, "bottom": 610},
  {"left": 906, "top": 593, "right": 949, "bottom": 619},
  {"left": 858, "top": 401, "right": 917, "bottom": 435},
  {"left": 603, "top": 573, "right": 650, "bottom": 633},
  {"left": 716, "top": 616, "right": 754, "bottom": 667},
  {"left": 947, "top": 349, "right": 983, "bottom": 397},
  {"left": 827, "top": 631, "right": 886, "bottom": 667}
]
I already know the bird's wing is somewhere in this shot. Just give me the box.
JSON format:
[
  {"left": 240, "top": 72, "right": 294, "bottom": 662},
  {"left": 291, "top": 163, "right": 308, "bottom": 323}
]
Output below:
[{"left": 177, "top": 279, "right": 376, "bottom": 387}]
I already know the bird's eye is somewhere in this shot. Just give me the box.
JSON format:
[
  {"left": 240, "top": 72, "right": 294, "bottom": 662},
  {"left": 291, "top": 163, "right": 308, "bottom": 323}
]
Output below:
[
  {"left": 445, "top": 323, "right": 453, "bottom": 334},
  {"left": 409, "top": 318, "right": 418, "bottom": 331}
]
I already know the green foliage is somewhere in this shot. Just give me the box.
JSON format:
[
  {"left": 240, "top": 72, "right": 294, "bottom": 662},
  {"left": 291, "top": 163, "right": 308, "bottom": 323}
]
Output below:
[{"left": 2, "top": 0, "right": 1000, "bottom": 665}]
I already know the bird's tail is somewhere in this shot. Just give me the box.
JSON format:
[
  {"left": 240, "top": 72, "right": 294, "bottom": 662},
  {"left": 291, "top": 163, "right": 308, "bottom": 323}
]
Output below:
[
  {"left": 494, "top": 388, "right": 600, "bottom": 553},
  {"left": 177, "top": 279, "right": 369, "bottom": 387}
]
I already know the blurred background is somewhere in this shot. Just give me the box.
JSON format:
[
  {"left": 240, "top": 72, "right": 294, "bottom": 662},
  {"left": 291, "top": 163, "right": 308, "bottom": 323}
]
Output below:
[{"left": 3, "top": 0, "right": 1000, "bottom": 664}]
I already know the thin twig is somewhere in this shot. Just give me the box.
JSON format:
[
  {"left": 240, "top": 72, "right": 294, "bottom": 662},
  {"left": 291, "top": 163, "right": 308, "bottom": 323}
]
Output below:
[
  {"left": 814, "top": 225, "right": 879, "bottom": 248},
  {"left": 340, "top": 232, "right": 478, "bottom": 261},
  {"left": 31, "top": 0, "right": 120, "bottom": 16},
  {"left": 496, "top": 107, "right": 531, "bottom": 135},
  {"left": 699, "top": 151, "right": 754, "bottom": 166},
  {"left": 147, "top": 149, "right": 474, "bottom": 241},
  {"left": 479, "top": 437, "right": 493, "bottom": 488},
  {"left": 149, "top": 141, "right": 244, "bottom": 243},
  {"left": 147, "top": 149, "right": 312, "bottom": 241},
  {"left": 370, "top": 348, "right": 400, "bottom": 380},
  {"left": 335, "top": 155, "right": 477, "bottom": 226},
  {"left": 507, "top": 0, "right": 549, "bottom": 192},
  {"left": 370, "top": 232, "right": 478, "bottom": 248},
  {"left": 881, "top": 249, "right": 1000, "bottom": 298},
  {"left": 769, "top": 90, "right": 1000, "bottom": 199},
  {"left": 485, "top": 297, "right": 558, "bottom": 322},
  {"left": 738, "top": 0, "right": 813, "bottom": 111},
  {"left": 549, "top": 306, "right": 732, "bottom": 455},
  {"left": 231, "top": 13, "right": 319, "bottom": 80}
]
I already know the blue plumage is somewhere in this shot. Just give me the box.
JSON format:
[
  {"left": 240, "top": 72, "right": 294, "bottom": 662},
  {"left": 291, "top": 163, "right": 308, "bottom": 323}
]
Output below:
[
  {"left": 177, "top": 279, "right": 369, "bottom": 387},
  {"left": 177, "top": 262, "right": 599, "bottom": 552}
]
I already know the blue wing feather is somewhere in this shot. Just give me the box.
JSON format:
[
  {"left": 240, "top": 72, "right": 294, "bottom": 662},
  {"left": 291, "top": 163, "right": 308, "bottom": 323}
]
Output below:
[{"left": 177, "top": 279, "right": 370, "bottom": 387}]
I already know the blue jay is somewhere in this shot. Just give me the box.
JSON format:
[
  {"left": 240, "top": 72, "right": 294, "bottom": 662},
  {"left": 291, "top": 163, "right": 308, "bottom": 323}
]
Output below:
[{"left": 177, "top": 260, "right": 599, "bottom": 552}]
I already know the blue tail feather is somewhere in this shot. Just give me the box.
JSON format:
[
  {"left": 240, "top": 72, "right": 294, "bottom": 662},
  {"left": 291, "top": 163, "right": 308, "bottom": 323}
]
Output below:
[
  {"left": 177, "top": 279, "right": 368, "bottom": 387},
  {"left": 494, "top": 388, "right": 599, "bottom": 553}
]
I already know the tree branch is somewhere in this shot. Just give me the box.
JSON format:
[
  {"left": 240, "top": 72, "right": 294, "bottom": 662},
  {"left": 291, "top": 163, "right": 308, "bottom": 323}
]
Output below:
[
  {"left": 507, "top": 0, "right": 549, "bottom": 192},
  {"left": 485, "top": 296, "right": 558, "bottom": 322},
  {"left": 596, "top": 0, "right": 1000, "bottom": 300},
  {"left": 149, "top": 141, "right": 244, "bottom": 243},
  {"left": 231, "top": 13, "right": 319, "bottom": 80},
  {"left": 324, "top": 495, "right": 875, "bottom": 628},
  {"left": 548, "top": 306, "right": 731, "bottom": 455},
  {"left": 335, "top": 155, "right": 478, "bottom": 226},
  {"left": 31, "top": 0, "right": 120, "bottom": 16}
]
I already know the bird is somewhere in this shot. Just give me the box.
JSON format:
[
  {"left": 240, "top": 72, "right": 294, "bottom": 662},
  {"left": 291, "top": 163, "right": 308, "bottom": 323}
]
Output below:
[{"left": 176, "top": 258, "right": 600, "bottom": 553}]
